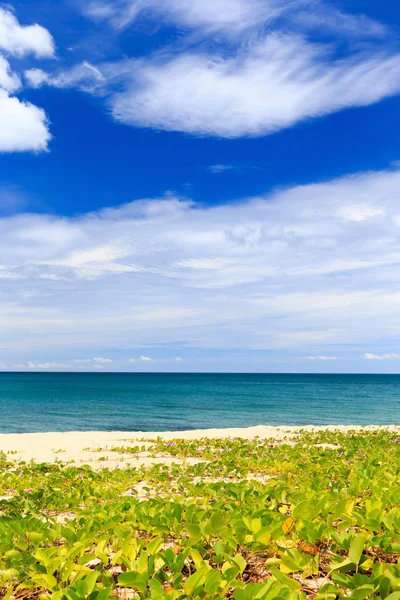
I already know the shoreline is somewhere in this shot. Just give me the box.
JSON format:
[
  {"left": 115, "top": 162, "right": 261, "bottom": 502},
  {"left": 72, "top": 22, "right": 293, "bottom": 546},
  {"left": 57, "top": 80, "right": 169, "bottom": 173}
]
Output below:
[{"left": 0, "top": 424, "right": 398, "bottom": 468}]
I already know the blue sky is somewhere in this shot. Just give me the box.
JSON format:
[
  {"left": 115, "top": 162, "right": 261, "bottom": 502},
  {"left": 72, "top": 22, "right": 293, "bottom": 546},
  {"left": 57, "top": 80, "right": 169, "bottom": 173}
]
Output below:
[{"left": 1, "top": 0, "right": 400, "bottom": 372}]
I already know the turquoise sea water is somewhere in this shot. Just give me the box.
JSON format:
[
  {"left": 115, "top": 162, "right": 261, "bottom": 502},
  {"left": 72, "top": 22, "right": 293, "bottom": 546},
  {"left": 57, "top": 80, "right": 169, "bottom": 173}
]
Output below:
[{"left": 0, "top": 372, "right": 399, "bottom": 433}]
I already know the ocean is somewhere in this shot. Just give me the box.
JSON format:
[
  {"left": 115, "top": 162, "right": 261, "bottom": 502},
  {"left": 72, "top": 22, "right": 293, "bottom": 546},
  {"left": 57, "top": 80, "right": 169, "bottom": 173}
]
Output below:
[{"left": 0, "top": 372, "right": 399, "bottom": 433}]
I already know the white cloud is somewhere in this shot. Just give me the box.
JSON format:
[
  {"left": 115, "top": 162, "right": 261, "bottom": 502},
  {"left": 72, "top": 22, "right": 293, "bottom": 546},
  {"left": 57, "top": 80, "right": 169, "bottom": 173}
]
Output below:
[
  {"left": 306, "top": 356, "right": 337, "bottom": 360},
  {"left": 0, "top": 55, "right": 21, "bottom": 93},
  {"left": 0, "top": 184, "right": 29, "bottom": 214},
  {"left": 27, "top": 361, "right": 71, "bottom": 369},
  {"left": 24, "top": 67, "right": 49, "bottom": 88},
  {"left": 0, "top": 10, "right": 53, "bottom": 153},
  {"left": 337, "top": 205, "right": 385, "bottom": 222},
  {"left": 209, "top": 165, "right": 235, "bottom": 174},
  {"left": 364, "top": 353, "right": 400, "bottom": 360},
  {"left": 83, "top": 0, "right": 386, "bottom": 39},
  {"left": 73, "top": 359, "right": 93, "bottom": 363},
  {"left": 174, "top": 356, "right": 183, "bottom": 362},
  {"left": 26, "top": 62, "right": 105, "bottom": 91},
  {"left": 4, "top": 168, "right": 400, "bottom": 365},
  {"left": 292, "top": 1, "right": 387, "bottom": 38},
  {"left": 140, "top": 356, "right": 153, "bottom": 361},
  {"left": 0, "top": 89, "right": 51, "bottom": 152},
  {"left": 30, "top": 0, "right": 394, "bottom": 140},
  {"left": 110, "top": 37, "right": 400, "bottom": 138},
  {"left": 129, "top": 358, "right": 136, "bottom": 362},
  {"left": 93, "top": 357, "right": 113, "bottom": 363},
  {"left": 0, "top": 8, "right": 55, "bottom": 58},
  {"left": 84, "top": 0, "right": 286, "bottom": 33}
]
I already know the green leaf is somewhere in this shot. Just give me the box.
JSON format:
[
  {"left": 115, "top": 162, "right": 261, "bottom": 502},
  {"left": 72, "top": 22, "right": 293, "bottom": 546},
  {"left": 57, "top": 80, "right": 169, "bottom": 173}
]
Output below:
[
  {"left": 385, "top": 594, "right": 400, "bottom": 600},
  {"left": 349, "top": 535, "right": 365, "bottom": 565},
  {"left": 34, "top": 549, "right": 53, "bottom": 568},
  {"left": 281, "top": 556, "right": 302, "bottom": 573},
  {"left": 189, "top": 548, "right": 204, "bottom": 569},
  {"left": 380, "top": 577, "right": 391, "bottom": 600},
  {"left": 96, "top": 588, "right": 112, "bottom": 600},
  {"left": 0, "top": 569, "right": 18, "bottom": 583},
  {"left": 187, "top": 524, "right": 201, "bottom": 539},
  {"left": 231, "top": 554, "right": 247, "bottom": 574},
  {"left": 350, "top": 584, "right": 374, "bottom": 600},
  {"left": 211, "top": 511, "right": 224, "bottom": 532},
  {"left": 32, "top": 573, "right": 58, "bottom": 591},
  {"left": 118, "top": 571, "right": 148, "bottom": 592},
  {"left": 255, "top": 527, "right": 272, "bottom": 545},
  {"left": 184, "top": 569, "right": 206, "bottom": 595},
  {"left": 292, "top": 500, "right": 309, "bottom": 519},
  {"left": 204, "top": 569, "right": 222, "bottom": 595},
  {"left": 84, "top": 571, "right": 98, "bottom": 595},
  {"left": 148, "top": 537, "right": 163, "bottom": 555},
  {"left": 1, "top": 587, "right": 14, "bottom": 600},
  {"left": 149, "top": 579, "right": 164, "bottom": 595}
]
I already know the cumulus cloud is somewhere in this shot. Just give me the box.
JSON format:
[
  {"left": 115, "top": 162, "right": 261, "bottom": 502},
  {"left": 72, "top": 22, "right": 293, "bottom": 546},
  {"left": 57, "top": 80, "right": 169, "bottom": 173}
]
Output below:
[
  {"left": 0, "top": 9, "right": 53, "bottom": 153},
  {"left": 364, "top": 353, "right": 400, "bottom": 360},
  {"left": 93, "top": 357, "right": 113, "bottom": 363},
  {"left": 0, "top": 55, "right": 21, "bottom": 92},
  {"left": 3, "top": 168, "right": 400, "bottom": 364},
  {"left": 140, "top": 356, "right": 153, "bottom": 362},
  {"left": 0, "top": 8, "right": 55, "bottom": 58},
  {"left": 0, "top": 89, "right": 51, "bottom": 152}
]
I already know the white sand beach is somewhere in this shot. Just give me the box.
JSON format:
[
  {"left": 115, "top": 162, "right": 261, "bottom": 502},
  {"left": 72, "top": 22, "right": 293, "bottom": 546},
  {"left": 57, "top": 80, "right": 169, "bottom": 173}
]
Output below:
[{"left": 0, "top": 425, "right": 397, "bottom": 469}]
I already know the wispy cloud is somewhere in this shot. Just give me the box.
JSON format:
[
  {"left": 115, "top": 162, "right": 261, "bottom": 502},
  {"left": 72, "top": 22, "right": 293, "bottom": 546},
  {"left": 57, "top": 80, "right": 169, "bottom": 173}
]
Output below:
[
  {"left": 109, "top": 39, "right": 400, "bottom": 138},
  {"left": 82, "top": 0, "right": 388, "bottom": 39},
  {"left": 364, "top": 353, "right": 400, "bottom": 360},
  {"left": 73, "top": 359, "right": 93, "bottom": 364},
  {"left": 25, "top": 62, "right": 105, "bottom": 92},
  {"left": 3, "top": 168, "right": 400, "bottom": 366},
  {"left": 82, "top": 0, "right": 287, "bottom": 34},
  {"left": 0, "top": 184, "right": 30, "bottom": 214},
  {"left": 36, "top": 40, "right": 400, "bottom": 139},
  {"left": 209, "top": 164, "right": 236, "bottom": 174},
  {"left": 140, "top": 355, "right": 153, "bottom": 362},
  {"left": 27, "top": 361, "right": 71, "bottom": 369},
  {"left": 93, "top": 357, "right": 113, "bottom": 363},
  {"left": 33, "top": 0, "right": 399, "bottom": 140},
  {"left": 306, "top": 356, "right": 337, "bottom": 361}
]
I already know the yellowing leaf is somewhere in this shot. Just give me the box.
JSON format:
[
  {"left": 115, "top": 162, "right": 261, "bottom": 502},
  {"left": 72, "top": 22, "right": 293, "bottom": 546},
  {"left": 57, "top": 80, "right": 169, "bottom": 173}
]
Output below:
[{"left": 282, "top": 517, "right": 295, "bottom": 534}]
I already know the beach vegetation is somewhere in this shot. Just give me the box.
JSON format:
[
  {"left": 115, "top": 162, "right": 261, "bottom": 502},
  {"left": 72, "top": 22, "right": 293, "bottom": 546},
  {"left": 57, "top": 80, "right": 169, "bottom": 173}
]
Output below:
[{"left": 0, "top": 430, "right": 400, "bottom": 599}]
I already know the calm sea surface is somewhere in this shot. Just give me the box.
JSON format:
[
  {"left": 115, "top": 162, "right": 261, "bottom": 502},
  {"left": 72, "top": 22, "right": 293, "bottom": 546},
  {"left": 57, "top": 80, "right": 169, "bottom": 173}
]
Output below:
[{"left": 0, "top": 372, "right": 399, "bottom": 433}]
